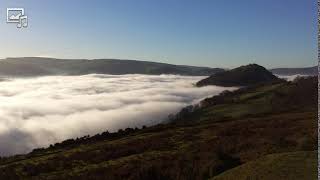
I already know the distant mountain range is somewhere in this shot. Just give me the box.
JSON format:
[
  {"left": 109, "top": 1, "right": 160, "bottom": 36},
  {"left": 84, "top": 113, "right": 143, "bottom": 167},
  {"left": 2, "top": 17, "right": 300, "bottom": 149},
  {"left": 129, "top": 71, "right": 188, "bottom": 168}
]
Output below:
[
  {"left": 270, "top": 66, "right": 317, "bottom": 76},
  {"left": 0, "top": 57, "right": 224, "bottom": 77},
  {"left": 196, "top": 64, "right": 281, "bottom": 87},
  {"left": 0, "top": 57, "right": 316, "bottom": 77}
]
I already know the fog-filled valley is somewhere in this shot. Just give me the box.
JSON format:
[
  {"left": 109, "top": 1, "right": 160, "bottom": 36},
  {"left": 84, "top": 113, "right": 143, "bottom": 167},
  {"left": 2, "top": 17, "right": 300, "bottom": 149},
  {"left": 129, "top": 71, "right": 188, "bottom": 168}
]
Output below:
[
  {"left": 0, "top": 0, "right": 316, "bottom": 178},
  {"left": 0, "top": 65, "right": 315, "bottom": 180},
  {"left": 0, "top": 74, "right": 236, "bottom": 155}
]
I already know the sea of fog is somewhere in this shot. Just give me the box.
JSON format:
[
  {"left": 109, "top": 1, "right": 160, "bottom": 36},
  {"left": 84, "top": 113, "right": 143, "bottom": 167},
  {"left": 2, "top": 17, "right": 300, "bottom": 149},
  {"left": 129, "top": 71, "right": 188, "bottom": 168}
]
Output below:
[{"left": 0, "top": 74, "right": 236, "bottom": 156}]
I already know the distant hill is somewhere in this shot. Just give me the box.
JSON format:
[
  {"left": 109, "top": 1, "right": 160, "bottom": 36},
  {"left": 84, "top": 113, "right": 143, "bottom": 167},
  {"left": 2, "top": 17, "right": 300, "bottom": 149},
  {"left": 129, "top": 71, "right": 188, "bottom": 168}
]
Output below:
[
  {"left": 270, "top": 66, "right": 317, "bottom": 76},
  {"left": 0, "top": 57, "right": 224, "bottom": 76},
  {"left": 196, "top": 64, "right": 281, "bottom": 87}
]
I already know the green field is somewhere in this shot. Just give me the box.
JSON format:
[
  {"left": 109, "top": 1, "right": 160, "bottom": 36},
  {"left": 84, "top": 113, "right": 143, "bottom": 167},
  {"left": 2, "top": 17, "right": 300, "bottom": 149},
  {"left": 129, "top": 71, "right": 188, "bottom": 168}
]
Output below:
[{"left": 212, "top": 151, "right": 317, "bottom": 180}]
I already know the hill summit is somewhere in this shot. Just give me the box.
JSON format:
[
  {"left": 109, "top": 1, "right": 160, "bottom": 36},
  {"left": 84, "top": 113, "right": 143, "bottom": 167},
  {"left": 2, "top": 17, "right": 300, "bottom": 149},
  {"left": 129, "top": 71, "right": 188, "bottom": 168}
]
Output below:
[{"left": 196, "top": 64, "right": 280, "bottom": 87}]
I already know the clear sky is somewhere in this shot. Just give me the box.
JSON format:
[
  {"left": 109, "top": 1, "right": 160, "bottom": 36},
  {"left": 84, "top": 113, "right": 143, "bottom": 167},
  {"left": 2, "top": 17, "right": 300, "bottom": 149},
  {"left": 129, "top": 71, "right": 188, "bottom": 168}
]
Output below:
[{"left": 0, "top": 0, "right": 317, "bottom": 68}]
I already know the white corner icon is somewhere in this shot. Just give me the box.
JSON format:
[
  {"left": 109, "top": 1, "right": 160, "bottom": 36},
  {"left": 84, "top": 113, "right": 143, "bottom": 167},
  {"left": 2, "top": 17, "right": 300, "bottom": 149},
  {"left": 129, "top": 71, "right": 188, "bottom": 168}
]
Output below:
[{"left": 7, "top": 8, "right": 28, "bottom": 28}]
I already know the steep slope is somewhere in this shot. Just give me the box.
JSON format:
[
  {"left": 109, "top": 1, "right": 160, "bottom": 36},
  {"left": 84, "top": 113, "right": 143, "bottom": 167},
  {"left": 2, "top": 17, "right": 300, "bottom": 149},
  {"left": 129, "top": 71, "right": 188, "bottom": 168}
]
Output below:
[
  {"left": 0, "top": 57, "right": 224, "bottom": 76},
  {"left": 0, "top": 77, "right": 316, "bottom": 180},
  {"left": 196, "top": 64, "right": 281, "bottom": 87}
]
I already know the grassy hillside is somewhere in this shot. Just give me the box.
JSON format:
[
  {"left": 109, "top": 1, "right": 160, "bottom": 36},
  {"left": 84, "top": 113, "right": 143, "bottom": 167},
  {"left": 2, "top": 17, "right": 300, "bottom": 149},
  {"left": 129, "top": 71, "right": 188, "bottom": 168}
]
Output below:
[
  {"left": 0, "top": 77, "right": 316, "bottom": 180},
  {"left": 211, "top": 151, "right": 317, "bottom": 180}
]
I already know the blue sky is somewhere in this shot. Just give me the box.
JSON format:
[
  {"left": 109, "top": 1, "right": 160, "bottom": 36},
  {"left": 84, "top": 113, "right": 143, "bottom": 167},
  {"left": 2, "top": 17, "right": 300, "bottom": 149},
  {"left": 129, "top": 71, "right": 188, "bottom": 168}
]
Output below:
[{"left": 0, "top": 0, "right": 317, "bottom": 68}]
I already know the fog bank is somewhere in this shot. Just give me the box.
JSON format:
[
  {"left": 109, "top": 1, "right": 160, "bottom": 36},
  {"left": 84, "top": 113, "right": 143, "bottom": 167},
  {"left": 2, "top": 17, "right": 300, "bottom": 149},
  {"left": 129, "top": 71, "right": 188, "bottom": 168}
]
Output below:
[{"left": 0, "top": 74, "right": 236, "bottom": 155}]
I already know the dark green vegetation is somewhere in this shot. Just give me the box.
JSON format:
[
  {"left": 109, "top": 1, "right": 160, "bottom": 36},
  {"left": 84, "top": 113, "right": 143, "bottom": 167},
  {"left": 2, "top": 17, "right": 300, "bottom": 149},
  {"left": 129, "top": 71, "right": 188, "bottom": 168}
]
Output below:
[
  {"left": 0, "top": 77, "right": 316, "bottom": 180},
  {"left": 0, "top": 57, "right": 224, "bottom": 76},
  {"left": 196, "top": 64, "right": 281, "bottom": 87},
  {"left": 270, "top": 66, "right": 318, "bottom": 76}
]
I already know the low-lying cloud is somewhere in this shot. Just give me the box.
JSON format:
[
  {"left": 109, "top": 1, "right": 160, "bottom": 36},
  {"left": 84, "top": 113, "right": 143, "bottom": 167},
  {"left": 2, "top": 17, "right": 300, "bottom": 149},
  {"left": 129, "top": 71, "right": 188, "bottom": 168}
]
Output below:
[
  {"left": 276, "top": 74, "right": 310, "bottom": 81},
  {"left": 0, "top": 74, "right": 236, "bottom": 155}
]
